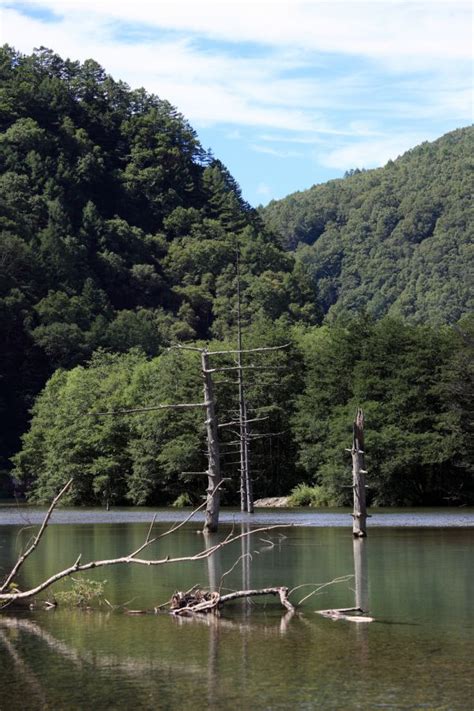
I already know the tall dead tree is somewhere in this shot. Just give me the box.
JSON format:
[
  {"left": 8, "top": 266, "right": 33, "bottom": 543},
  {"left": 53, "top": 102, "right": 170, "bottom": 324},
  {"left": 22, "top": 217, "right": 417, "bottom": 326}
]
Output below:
[
  {"left": 95, "top": 341, "right": 287, "bottom": 531},
  {"left": 235, "top": 248, "right": 252, "bottom": 513},
  {"left": 200, "top": 348, "right": 222, "bottom": 532},
  {"left": 351, "top": 408, "right": 368, "bottom": 537},
  {"left": 208, "top": 343, "right": 288, "bottom": 516}
]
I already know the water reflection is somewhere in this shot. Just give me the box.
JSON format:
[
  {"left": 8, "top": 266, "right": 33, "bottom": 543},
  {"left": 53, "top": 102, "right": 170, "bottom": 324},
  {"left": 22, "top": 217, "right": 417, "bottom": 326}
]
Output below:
[
  {"left": 352, "top": 537, "right": 370, "bottom": 657},
  {"left": 1, "top": 524, "right": 473, "bottom": 710},
  {"left": 353, "top": 537, "right": 369, "bottom": 614},
  {"left": 0, "top": 625, "right": 49, "bottom": 706},
  {"left": 202, "top": 532, "right": 222, "bottom": 592}
]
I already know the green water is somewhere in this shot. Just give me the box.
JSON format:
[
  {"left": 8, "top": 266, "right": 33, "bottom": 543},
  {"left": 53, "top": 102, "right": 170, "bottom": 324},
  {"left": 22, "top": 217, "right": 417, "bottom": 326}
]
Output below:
[{"left": 0, "top": 517, "right": 473, "bottom": 710}]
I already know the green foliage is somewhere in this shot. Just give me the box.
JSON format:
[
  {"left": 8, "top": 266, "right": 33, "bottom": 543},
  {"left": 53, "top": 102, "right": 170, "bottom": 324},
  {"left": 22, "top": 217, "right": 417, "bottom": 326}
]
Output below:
[
  {"left": 292, "top": 317, "right": 473, "bottom": 506},
  {"left": 288, "top": 483, "right": 335, "bottom": 507},
  {"left": 12, "top": 316, "right": 473, "bottom": 506},
  {"left": 172, "top": 492, "right": 193, "bottom": 508},
  {"left": 262, "top": 126, "right": 474, "bottom": 325},
  {"left": 12, "top": 348, "right": 207, "bottom": 505},
  {"left": 54, "top": 577, "right": 106, "bottom": 607}
]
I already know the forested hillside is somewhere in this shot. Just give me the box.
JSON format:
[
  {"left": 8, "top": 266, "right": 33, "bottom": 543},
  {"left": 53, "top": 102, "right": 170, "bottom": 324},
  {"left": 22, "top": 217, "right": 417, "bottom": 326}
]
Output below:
[
  {"left": 1, "top": 47, "right": 472, "bottom": 505},
  {"left": 0, "top": 46, "right": 316, "bottom": 483},
  {"left": 261, "top": 127, "right": 473, "bottom": 324}
]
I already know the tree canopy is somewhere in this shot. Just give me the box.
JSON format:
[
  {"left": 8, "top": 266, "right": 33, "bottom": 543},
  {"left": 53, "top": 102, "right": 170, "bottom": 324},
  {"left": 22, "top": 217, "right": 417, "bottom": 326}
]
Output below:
[{"left": 261, "top": 126, "right": 473, "bottom": 325}]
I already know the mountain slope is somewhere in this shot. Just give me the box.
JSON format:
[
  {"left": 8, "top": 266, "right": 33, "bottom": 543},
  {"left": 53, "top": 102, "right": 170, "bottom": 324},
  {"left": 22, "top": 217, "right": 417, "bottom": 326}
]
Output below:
[
  {"left": 0, "top": 46, "right": 314, "bottom": 480},
  {"left": 261, "top": 127, "right": 473, "bottom": 324}
]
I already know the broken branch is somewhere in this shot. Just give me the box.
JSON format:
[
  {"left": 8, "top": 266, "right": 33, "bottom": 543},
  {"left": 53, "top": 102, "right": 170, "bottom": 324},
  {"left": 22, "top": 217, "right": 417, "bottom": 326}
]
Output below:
[
  {"left": 170, "top": 586, "right": 295, "bottom": 615},
  {"left": 0, "top": 479, "right": 73, "bottom": 593}
]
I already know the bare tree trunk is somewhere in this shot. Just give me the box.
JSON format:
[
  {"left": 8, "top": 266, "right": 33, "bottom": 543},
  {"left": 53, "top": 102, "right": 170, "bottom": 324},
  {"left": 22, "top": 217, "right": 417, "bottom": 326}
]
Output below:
[
  {"left": 236, "top": 248, "right": 253, "bottom": 513},
  {"left": 352, "top": 408, "right": 367, "bottom": 537},
  {"left": 202, "top": 349, "right": 222, "bottom": 532}
]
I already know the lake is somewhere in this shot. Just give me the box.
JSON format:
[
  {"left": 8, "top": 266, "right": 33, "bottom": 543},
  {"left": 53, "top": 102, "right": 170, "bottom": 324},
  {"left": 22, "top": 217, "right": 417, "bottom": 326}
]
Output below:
[{"left": 0, "top": 507, "right": 473, "bottom": 710}]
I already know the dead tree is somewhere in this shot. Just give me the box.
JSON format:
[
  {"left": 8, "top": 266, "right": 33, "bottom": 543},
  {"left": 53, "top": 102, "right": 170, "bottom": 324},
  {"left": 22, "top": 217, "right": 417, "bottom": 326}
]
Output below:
[
  {"left": 209, "top": 343, "right": 288, "bottom": 514},
  {"left": 170, "top": 587, "right": 295, "bottom": 615},
  {"left": 95, "top": 341, "right": 287, "bottom": 530},
  {"left": 200, "top": 348, "right": 221, "bottom": 532},
  {"left": 235, "top": 248, "right": 252, "bottom": 512},
  {"left": 351, "top": 408, "right": 368, "bottom": 537}
]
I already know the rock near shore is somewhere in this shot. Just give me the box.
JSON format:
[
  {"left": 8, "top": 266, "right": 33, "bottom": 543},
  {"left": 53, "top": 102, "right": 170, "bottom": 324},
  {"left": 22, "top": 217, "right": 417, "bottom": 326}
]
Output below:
[{"left": 253, "top": 496, "right": 290, "bottom": 508}]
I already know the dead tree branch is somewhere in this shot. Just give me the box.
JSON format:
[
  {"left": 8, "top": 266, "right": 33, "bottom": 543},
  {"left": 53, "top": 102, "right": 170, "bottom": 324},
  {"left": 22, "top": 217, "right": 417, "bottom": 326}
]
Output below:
[
  {"left": 0, "top": 479, "right": 285, "bottom": 605},
  {"left": 206, "top": 344, "right": 290, "bottom": 356},
  {"left": 218, "top": 416, "right": 268, "bottom": 429},
  {"left": 0, "top": 479, "right": 73, "bottom": 593},
  {"left": 315, "top": 607, "right": 374, "bottom": 623},
  {"left": 91, "top": 402, "right": 208, "bottom": 417}
]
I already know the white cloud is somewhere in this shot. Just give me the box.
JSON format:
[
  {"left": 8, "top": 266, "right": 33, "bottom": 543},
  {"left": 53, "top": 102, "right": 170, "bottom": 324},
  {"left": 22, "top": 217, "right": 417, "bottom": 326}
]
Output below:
[
  {"left": 256, "top": 182, "right": 272, "bottom": 197},
  {"left": 7, "top": 0, "right": 472, "bottom": 64},
  {"left": 2, "top": 4, "right": 471, "bottom": 133},
  {"left": 250, "top": 144, "right": 304, "bottom": 158},
  {"left": 319, "top": 134, "right": 433, "bottom": 170},
  {"left": 1, "top": 1, "right": 471, "bottom": 190}
]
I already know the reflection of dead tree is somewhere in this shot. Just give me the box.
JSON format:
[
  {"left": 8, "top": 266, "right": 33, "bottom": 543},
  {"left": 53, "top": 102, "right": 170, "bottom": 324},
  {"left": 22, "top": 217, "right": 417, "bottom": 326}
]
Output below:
[
  {"left": 0, "top": 627, "right": 48, "bottom": 705},
  {"left": 353, "top": 537, "right": 369, "bottom": 613},
  {"left": 0, "top": 615, "right": 203, "bottom": 677},
  {"left": 316, "top": 536, "right": 374, "bottom": 623},
  {"left": 0, "top": 480, "right": 283, "bottom": 606}
]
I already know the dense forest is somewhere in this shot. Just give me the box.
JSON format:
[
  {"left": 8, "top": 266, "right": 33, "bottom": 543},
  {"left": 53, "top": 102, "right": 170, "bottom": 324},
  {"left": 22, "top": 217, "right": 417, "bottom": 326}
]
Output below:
[
  {"left": 261, "top": 127, "right": 473, "bottom": 324},
  {"left": 0, "top": 45, "right": 317, "bottom": 488},
  {"left": 1, "top": 47, "right": 472, "bottom": 504}
]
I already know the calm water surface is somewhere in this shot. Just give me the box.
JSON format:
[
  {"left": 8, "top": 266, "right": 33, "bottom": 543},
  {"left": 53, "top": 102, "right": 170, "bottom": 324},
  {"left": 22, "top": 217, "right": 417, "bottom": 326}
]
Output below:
[{"left": 0, "top": 508, "right": 472, "bottom": 710}]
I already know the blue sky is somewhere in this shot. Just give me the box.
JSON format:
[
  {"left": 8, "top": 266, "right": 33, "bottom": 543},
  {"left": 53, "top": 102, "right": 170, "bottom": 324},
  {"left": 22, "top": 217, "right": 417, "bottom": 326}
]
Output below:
[{"left": 1, "top": 1, "right": 472, "bottom": 205}]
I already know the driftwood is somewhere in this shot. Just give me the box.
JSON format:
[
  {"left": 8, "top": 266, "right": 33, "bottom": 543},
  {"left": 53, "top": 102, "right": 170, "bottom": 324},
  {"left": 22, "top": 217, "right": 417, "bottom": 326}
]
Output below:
[
  {"left": 170, "top": 586, "right": 295, "bottom": 616},
  {"left": 316, "top": 607, "right": 374, "bottom": 623}
]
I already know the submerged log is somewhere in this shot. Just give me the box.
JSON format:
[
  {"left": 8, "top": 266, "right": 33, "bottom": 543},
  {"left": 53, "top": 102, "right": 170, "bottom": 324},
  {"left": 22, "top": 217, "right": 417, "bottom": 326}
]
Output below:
[
  {"left": 170, "top": 586, "right": 294, "bottom": 616},
  {"left": 316, "top": 607, "right": 374, "bottom": 623}
]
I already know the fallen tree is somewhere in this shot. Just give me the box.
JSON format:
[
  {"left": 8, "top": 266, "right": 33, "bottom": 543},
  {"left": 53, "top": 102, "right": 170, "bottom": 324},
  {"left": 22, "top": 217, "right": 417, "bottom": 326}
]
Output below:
[
  {"left": 0, "top": 479, "right": 284, "bottom": 607},
  {"left": 1, "top": 480, "right": 358, "bottom": 619},
  {"left": 170, "top": 586, "right": 295, "bottom": 615}
]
